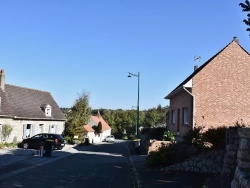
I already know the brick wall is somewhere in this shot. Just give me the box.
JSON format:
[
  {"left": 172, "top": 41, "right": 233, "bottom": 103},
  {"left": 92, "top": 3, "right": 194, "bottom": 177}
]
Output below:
[
  {"left": 192, "top": 41, "right": 250, "bottom": 129},
  {"left": 169, "top": 90, "right": 193, "bottom": 136}
]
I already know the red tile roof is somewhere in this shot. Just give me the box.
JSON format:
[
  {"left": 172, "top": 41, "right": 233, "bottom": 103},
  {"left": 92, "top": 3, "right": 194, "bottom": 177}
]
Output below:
[
  {"left": 83, "top": 124, "right": 95, "bottom": 132},
  {"left": 91, "top": 115, "right": 111, "bottom": 131}
]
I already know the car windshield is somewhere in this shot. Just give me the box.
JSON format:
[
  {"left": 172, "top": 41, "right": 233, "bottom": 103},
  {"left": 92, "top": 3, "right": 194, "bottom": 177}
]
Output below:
[{"left": 54, "top": 135, "right": 64, "bottom": 139}]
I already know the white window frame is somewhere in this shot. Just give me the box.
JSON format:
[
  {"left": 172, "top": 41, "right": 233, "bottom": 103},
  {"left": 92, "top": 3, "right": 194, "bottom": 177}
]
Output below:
[
  {"left": 39, "top": 124, "right": 44, "bottom": 133},
  {"left": 45, "top": 105, "right": 52, "bottom": 117}
]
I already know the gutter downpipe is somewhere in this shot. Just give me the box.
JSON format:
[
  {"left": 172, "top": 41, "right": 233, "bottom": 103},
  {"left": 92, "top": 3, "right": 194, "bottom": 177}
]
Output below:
[{"left": 183, "top": 87, "right": 195, "bottom": 130}]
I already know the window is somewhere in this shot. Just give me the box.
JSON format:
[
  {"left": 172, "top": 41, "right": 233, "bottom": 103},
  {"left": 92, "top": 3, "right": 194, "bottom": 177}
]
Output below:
[
  {"left": 171, "top": 110, "right": 175, "bottom": 124},
  {"left": 39, "top": 124, "right": 44, "bottom": 133},
  {"left": 23, "top": 124, "right": 35, "bottom": 138},
  {"left": 40, "top": 104, "right": 52, "bottom": 117},
  {"left": 45, "top": 107, "right": 51, "bottom": 117},
  {"left": 183, "top": 107, "right": 188, "bottom": 125}
]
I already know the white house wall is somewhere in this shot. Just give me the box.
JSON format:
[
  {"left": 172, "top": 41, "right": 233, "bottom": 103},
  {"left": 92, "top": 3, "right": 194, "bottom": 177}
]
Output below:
[{"left": 0, "top": 118, "right": 65, "bottom": 143}]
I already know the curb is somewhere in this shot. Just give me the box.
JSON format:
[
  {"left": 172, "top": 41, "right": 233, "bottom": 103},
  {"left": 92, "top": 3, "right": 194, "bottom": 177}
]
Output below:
[{"left": 126, "top": 145, "right": 141, "bottom": 188}]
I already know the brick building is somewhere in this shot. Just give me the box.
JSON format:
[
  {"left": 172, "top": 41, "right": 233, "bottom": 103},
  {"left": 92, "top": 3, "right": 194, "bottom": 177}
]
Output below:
[{"left": 165, "top": 37, "right": 250, "bottom": 136}]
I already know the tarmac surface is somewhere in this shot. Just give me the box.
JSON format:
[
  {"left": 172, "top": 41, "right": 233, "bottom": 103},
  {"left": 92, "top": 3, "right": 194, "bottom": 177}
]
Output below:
[{"left": 0, "top": 142, "right": 233, "bottom": 187}]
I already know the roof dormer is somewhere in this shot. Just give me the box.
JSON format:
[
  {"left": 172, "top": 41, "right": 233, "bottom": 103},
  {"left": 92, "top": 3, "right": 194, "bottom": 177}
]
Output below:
[{"left": 40, "top": 104, "right": 52, "bottom": 117}]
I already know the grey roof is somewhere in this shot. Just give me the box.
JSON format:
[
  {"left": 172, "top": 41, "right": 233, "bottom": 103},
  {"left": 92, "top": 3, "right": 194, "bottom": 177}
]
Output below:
[{"left": 0, "top": 84, "right": 66, "bottom": 121}]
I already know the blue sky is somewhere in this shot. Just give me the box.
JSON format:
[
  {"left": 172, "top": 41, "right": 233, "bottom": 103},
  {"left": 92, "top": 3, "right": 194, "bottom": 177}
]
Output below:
[{"left": 0, "top": 1, "right": 249, "bottom": 110}]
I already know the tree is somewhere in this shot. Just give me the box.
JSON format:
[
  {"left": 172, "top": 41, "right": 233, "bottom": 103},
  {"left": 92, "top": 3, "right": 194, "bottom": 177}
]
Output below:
[
  {"left": 240, "top": 0, "right": 250, "bottom": 34},
  {"left": 143, "top": 105, "right": 169, "bottom": 127},
  {"left": 97, "top": 121, "right": 102, "bottom": 135},
  {"left": 65, "top": 91, "right": 91, "bottom": 143},
  {"left": 1, "top": 124, "right": 13, "bottom": 143}
]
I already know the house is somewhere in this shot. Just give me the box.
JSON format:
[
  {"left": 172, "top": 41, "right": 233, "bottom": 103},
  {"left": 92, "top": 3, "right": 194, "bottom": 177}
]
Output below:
[
  {"left": 83, "top": 124, "right": 95, "bottom": 143},
  {"left": 0, "top": 70, "right": 66, "bottom": 143},
  {"left": 165, "top": 37, "right": 250, "bottom": 137},
  {"left": 84, "top": 112, "right": 111, "bottom": 143}
]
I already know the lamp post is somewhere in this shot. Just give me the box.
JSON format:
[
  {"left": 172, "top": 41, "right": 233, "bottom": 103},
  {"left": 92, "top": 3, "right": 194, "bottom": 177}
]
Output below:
[{"left": 127, "top": 72, "right": 140, "bottom": 138}]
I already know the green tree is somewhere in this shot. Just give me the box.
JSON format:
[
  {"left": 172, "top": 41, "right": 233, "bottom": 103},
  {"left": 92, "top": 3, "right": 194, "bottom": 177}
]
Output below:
[
  {"left": 112, "top": 110, "right": 126, "bottom": 138},
  {"left": 123, "top": 110, "right": 136, "bottom": 139},
  {"left": 240, "top": 0, "right": 250, "bottom": 34},
  {"left": 143, "top": 105, "right": 168, "bottom": 127},
  {"left": 1, "top": 124, "right": 13, "bottom": 143},
  {"left": 97, "top": 121, "right": 102, "bottom": 135},
  {"left": 65, "top": 91, "right": 91, "bottom": 143}
]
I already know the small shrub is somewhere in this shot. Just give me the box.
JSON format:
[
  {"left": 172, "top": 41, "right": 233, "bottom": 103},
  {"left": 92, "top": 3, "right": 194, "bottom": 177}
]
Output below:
[
  {"left": 0, "top": 142, "right": 4, "bottom": 149},
  {"left": 183, "top": 126, "right": 203, "bottom": 145},
  {"left": 64, "top": 136, "right": 74, "bottom": 144},
  {"left": 146, "top": 142, "right": 198, "bottom": 169},
  {"left": 0, "top": 142, "right": 19, "bottom": 149},
  {"left": 163, "top": 131, "right": 175, "bottom": 141},
  {"left": 1, "top": 124, "right": 13, "bottom": 143},
  {"left": 146, "top": 143, "right": 174, "bottom": 168}
]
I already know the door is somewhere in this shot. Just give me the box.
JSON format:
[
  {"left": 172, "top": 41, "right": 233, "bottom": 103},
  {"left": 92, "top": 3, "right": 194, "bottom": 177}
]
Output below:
[{"left": 29, "top": 134, "right": 43, "bottom": 148}]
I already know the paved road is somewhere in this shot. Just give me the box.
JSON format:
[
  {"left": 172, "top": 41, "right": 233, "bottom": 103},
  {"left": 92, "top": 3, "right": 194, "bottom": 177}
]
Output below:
[
  {"left": 0, "top": 141, "right": 134, "bottom": 188},
  {"left": 0, "top": 141, "right": 233, "bottom": 188}
]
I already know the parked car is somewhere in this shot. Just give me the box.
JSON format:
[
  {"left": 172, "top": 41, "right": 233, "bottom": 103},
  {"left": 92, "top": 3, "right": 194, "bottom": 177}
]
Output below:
[
  {"left": 104, "top": 135, "right": 115, "bottom": 142},
  {"left": 21, "top": 133, "right": 65, "bottom": 150}
]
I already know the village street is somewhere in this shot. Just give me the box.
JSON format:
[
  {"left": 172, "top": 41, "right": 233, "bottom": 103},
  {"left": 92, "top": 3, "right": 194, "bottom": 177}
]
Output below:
[
  {"left": 0, "top": 140, "right": 232, "bottom": 188},
  {"left": 0, "top": 141, "right": 135, "bottom": 187}
]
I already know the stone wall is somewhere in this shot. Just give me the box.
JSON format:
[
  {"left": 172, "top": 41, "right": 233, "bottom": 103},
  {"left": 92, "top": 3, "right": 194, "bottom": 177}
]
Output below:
[
  {"left": 141, "top": 127, "right": 250, "bottom": 187},
  {"left": 221, "top": 127, "right": 239, "bottom": 175},
  {"left": 231, "top": 128, "right": 250, "bottom": 187},
  {"left": 161, "top": 150, "right": 224, "bottom": 174},
  {"left": 0, "top": 118, "right": 65, "bottom": 143}
]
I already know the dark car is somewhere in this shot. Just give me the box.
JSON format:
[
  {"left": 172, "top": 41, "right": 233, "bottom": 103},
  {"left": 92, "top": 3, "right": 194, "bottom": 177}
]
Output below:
[{"left": 21, "top": 133, "right": 65, "bottom": 150}]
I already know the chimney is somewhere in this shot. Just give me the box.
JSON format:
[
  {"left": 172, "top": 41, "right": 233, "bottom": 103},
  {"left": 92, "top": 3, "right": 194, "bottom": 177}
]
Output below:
[
  {"left": 0, "top": 69, "right": 5, "bottom": 91},
  {"left": 97, "top": 111, "right": 101, "bottom": 118},
  {"left": 233, "top": 36, "right": 239, "bottom": 44},
  {"left": 194, "top": 65, "right": 199, "bottom": 71}
]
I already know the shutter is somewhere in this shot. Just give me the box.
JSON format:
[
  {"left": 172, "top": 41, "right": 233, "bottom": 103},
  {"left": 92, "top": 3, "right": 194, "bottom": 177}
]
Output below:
[
  {"left": 31, "top": 124, "right": 35, "bottom": 136},
  {"left": 49, "top": 125, "right": 51, "bottom": 133},
  {"left": 55, "top": 124, "right": 59, "bottom": 134},
  {"left": 22, "top": 124, "right": 27, "bottom": 139}
]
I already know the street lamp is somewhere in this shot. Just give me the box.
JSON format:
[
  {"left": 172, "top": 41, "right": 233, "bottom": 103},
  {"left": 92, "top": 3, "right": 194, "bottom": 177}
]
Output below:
[{"left": 127, "top": 72, "right": 140, "bottom": 138}]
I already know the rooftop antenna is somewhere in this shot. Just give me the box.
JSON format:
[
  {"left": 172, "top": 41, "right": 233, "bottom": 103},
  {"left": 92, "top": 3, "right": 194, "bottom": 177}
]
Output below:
[
  {"left": 194, "top": 55, "right": 201, "bottom": 71},
  {"left": 194, "top": 55, "right": 201, "bottom": 63}
]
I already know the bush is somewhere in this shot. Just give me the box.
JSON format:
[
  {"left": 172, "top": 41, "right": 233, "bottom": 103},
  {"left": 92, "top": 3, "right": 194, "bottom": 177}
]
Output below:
[
  {"left": 146, "top": 142, "right": 199, "bottom": 169},
  {"left": 163, "top": 131, "right": 175, "bottom": 141},
  {"left": 183, "top": 126, "right": 203, "bottom": 145},
  {"left": 1, "top": 124, "right": 13, "bottom": 143},
  {"left": 0, "top": 142, "right": 19, "bottom": 149},
  {"left": 146, "top": 125, "right": 246, "bottom": 169},
  {"left": 64, "top": 136, "right": 74, "bottom": 144},
  {"left": 201, "top": 126, "right": 228, "bottom": 150},
  {"left": 146, "top": 143, "right": 174, "bottom": 168},
  {"left": 149, "top": 127, "right": 166, "bottom": 140}
]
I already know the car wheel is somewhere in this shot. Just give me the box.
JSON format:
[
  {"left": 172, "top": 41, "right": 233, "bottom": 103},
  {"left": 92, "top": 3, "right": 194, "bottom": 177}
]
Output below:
[{"left": 23, "top": 142, "right": 29, "bottom": 149}]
